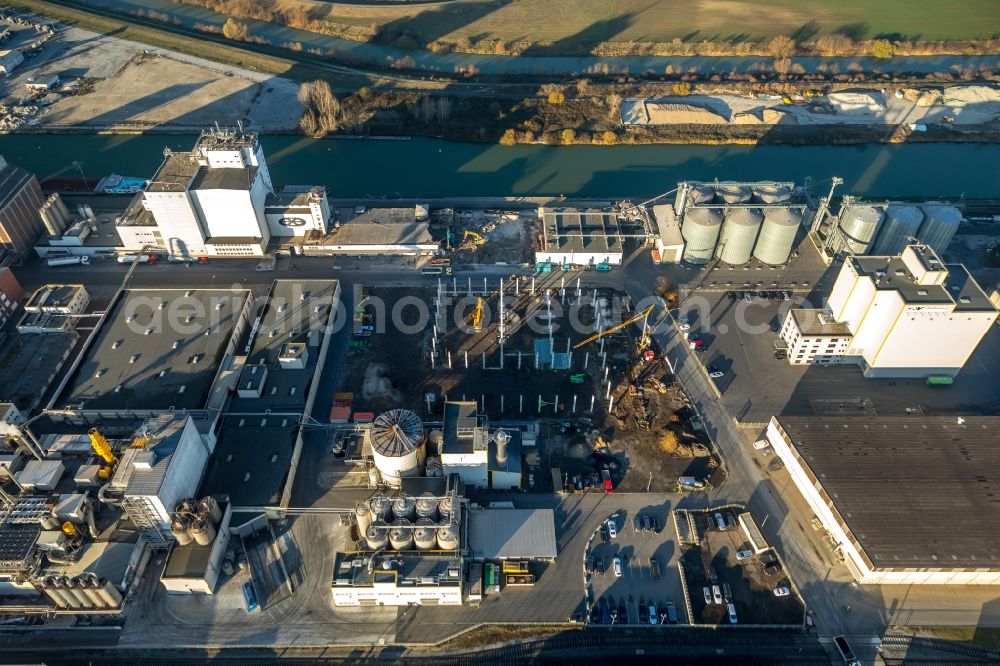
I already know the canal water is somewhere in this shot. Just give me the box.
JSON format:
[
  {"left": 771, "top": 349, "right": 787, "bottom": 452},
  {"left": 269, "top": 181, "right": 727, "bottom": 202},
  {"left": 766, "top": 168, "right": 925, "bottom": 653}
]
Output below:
[{"left": 0, "top": 134, "right": 997, "bottom": 198}]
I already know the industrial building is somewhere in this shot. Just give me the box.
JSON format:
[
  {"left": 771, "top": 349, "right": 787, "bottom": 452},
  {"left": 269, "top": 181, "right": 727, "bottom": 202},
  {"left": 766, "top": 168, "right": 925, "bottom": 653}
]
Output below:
[
  {"left": 467, "top": 508, "right": 557, "bottom": 561},
  {"left": 54, "top": 287, "right": 252, "bottom": 415},
  {"left": 764, "top": 416, "right": 1000, "bottom": 585},
  {"left": 0, "top": 48, "right": 22, "bottom": 75},
  {"left": 536, "top": 207, "right": 624, "bottom": 267},
  {"left": 0, "top": 154, "right": 46, "bottom": 256},
  {"left": 780, "top": 244, "right": 998, "bottom": 378},
  {"left": 116, "top": 126, "right": 328, "bottom": 258},
  {"left": 815, "top": 197, "right": 963, "bottom": 260},
  {"left": 297, "top": 206, "right": 437, "bottom": 256},
  {"left": 160, "top": 496, "right": 232, "bottom": 594},
  {"left": 0, "top": 266, "right": 24, "bottom": 328},
  {"left": 439, "top": 401, "right": 524, "bottom": 490},
  {"left": 650, "top": 181, "right": 807, "bottom": 266},
  {"left": 17, "top": 283, "right": 89, "bottom": 333},
  {"left": 0, "top": 330, "right": 77, "bottom": 413}
]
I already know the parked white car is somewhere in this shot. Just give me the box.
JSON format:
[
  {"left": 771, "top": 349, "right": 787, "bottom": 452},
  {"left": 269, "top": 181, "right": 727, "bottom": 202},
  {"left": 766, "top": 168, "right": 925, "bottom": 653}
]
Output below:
[{"left": 773, "top": 586, "right": 791, "bottom": 597}]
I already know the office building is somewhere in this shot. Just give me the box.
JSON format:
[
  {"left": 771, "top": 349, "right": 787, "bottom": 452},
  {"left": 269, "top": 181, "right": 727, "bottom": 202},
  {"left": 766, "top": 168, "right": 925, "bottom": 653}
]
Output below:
[
  {"left": 0, "top": 267, "right": 24, "bottom": 328},
  {"left": 780, "top": 244, "right": 998, "bottom": 378}
]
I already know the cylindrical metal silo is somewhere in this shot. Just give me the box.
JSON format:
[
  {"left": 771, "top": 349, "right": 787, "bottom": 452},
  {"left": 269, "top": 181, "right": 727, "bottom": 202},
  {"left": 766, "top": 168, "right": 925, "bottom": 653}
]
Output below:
[
  {"left": 198, "top": 496, "right": 223, "bottom": 524},
  {"left": 389, "top": 519, "right": 414, "bottom": 551},
  {"left": 752, "top": 183, "right": 792, "bottom": 204},
  {"left": 414, "top": 518, "right": 437, "bottom": 550},
  {"left": 835, "top": 205, "right": 884, "bottom": 255},
  {"left": 175, "top": 498, "right": 196, "bottom": 515},
  {"left": 425, "top": 457, "right": 443, "bottom": 477},
  {"left": 42, "top": 576, "right": 72, "bottom": 607},
  {"left": 95, "top": 578, "right": 122, "bottom": 608},
  {"left": 355, "top": 501, "right": 373, "bottom": 533},
  {"left": 190, "top": 515, "right": 217, "bottom": 546},
  {"left": 415, "top": 493, "right": 439, "bottom": 522},
  {"left": 391, "top": 496, "right": 416, "bottom": 522},
  {"left": 368, "top": 494, "right": 392, "bottom": 522},
  {"left": 438, "top": 496, "right": 453, "bottom": 523},
  {"left": 370, "top": 409, "right": 426, "bottom": 489},
  {"left": 681, "top": 207, "right": 723, "bottom": 264},
  {"left": 79, "top": 575, "right": 107, "bottom": 608},
  {"left": 754, "top": 208, "right": 803, "bottom": 265},
  {"left": 869, "top": 204, "right": 923, "bottom": 256},
  {"left": 427, "top": 430, "right": 444, "bottom": 456},
  {"left": 436, "top": 523, "right": 460, "bottom": 550},
  {"left": 366, "top": 520, "right": 389, "bottom": 551},
  {"left": 714, "top": 182, "right": 752, "bottom": 204},
  {"left": 64, "top": 577, "right": 92, "bottom": 609},
  {"left": 716, "top": 208, "right": 763, "bottom": 265},
  {"left": 918, "top": 203, "right": 962, "bottom": 256},
  {"left": 171, "top": 514, "right": 193, "bottom": 545}
]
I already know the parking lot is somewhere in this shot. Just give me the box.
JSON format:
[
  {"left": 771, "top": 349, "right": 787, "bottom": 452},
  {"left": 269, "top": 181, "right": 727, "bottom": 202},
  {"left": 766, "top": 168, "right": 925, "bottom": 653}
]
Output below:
[
  {"left": 679, "top": 507, "right": 804, "bottom": 626},
  {"left": 673, "top": 286, "right": 1000, "bottom": 426},
  {"left": 587, "top": 504, "right": 687, "bottom": 626}
]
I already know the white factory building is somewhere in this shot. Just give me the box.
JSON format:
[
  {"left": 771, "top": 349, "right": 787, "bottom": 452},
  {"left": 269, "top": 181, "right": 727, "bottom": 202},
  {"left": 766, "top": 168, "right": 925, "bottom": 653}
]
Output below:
[
  {"left": 439, "top": 401, "right": 525, "bottom": 491},
  {"left": 780, "top": 244, "right": 998, "bottom": 378},
  {"left": 116, "top": 127, "right": 328, "bottom": 258}
]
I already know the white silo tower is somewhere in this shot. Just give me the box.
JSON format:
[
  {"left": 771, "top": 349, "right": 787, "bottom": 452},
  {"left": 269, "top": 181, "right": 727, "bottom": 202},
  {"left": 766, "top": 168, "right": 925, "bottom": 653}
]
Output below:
[{"left": 370, "top": 409, "right": 426, "bottom": 488}]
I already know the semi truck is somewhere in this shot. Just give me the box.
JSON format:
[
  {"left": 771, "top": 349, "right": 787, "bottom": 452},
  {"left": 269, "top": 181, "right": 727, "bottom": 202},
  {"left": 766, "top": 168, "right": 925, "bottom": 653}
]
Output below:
[
  {"left": 46, "top": 255, "right": 89, "bottom": 267},
  {"left": 117, "top": 254, "right": 150, "bottom": 264}
]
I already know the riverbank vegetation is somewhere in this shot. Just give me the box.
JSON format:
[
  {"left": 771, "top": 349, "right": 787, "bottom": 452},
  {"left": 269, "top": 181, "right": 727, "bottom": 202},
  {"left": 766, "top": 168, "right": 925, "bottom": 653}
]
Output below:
[{"left": 175, "top": 0, "right": 1000, "bottom": 59}]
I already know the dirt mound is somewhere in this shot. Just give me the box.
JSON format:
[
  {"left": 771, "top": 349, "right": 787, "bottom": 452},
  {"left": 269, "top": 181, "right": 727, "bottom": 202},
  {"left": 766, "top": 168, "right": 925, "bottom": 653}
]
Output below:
[
  {"left": 732, "top": 110, "right": 763, "bottom": 124},
  {"left": 942, "top": 85, "right": 1000, "bottom": 107},
  {"left": 762, "top": 108, "right": 797, "bottom": 124},
  {"left": 645, "top": 102, "right": 728, "bottom": 124},
  {"left": 828, "top": 91, "right": 887, "bottom": 114},
  {"left": 362, "top": 363, "right": 402, "bottom": 403}
]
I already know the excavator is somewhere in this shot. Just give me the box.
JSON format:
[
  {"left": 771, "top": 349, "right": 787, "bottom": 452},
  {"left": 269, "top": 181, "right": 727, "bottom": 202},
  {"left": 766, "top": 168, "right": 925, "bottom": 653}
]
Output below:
[
  {"left": 471, "top": 296, "right": 484, "bottom": 332},
  {"left": 458, "top": 230, "right": 487, "bottom": 252}
]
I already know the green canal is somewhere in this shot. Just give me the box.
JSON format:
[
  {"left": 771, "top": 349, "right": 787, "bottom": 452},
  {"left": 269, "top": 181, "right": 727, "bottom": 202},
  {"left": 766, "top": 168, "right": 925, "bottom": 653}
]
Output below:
[{"left": 0, "top": 134, "right": 997, "bottom": 198}]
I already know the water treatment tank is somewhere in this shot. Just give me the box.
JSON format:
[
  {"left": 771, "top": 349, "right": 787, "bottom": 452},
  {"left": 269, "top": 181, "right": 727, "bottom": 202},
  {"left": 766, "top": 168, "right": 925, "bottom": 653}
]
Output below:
[
  {"left": 714, "top": 181, "right": 752, "bottom": 204},
  {"left": 869, "top": 204, "right": 923, "bottom": 256},
  {"left": 389, "top": 519, "right": 414, "bottom": 550},
  {"left": 681, "top": 207, "right": 723, "bottom": 264},
  {"left": 354, "top": 501, "right": 373, "bottom": 533},
  {"left": 918, "top": 203, "right": 962, "bottom": 256},
  {"left": 366, "top": 519, "right": 389, "bottom": 551},
  {"left": 716, "top": 208, "right": 763, "bottom": 265},
  {"left": 835, "top": 204, "right": 884, "bottom": 255},
  {"left": 415, "top": 493, "right": 439, "bottom": 522},
  {"left": 414, "top": 518, "right": 438, "bottom": 550},
  {"left": 170, "top": 513, "right": 194, "bottom": 546},
  {"left": 752, "top": 183, "right": 792, "bottom": 204},
  {"left": 438, "top": 496, "right": 454, "bottom": 523},
  {"left": 436, "top": 523, "right": 460, "bottom": 550},
  {"left": 391, "top": 495, "right": 416, "bottom": 522},
  {"left": 197, "top": 496, "right": 223, "bottom": 523},
  {"left": 370, "top": 409, "right": 426, "bottom": 489},
  {"left": 190, "top": 515, "right": 217, "bottom": 546},
  {"left": 753, "top": 208, "right": 803, "bottom": 265},
  {"left": 368, "top": 494, "right": 392, "bottom": 521}
]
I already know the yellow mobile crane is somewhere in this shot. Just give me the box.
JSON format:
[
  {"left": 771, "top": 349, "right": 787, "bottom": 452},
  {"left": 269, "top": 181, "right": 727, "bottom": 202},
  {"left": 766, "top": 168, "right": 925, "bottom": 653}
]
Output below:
[{"left": 573, "top": 304, "right": 655, "bottom": 349}]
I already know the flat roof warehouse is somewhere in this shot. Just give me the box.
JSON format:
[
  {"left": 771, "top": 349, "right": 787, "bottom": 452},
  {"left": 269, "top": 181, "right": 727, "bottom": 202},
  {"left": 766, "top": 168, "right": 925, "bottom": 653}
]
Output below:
[{"left": 59, "top": 288, "right": 251, "bottom": 411}]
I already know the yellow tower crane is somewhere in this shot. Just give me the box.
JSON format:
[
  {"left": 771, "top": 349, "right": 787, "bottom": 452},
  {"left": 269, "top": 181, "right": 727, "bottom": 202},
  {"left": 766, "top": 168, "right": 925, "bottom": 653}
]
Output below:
[
  {"left": 573, "top": 304, "right": 655, "bottom": 349},
  {"left": 88, "top": 428, "right": 118, "bottom": 481}
]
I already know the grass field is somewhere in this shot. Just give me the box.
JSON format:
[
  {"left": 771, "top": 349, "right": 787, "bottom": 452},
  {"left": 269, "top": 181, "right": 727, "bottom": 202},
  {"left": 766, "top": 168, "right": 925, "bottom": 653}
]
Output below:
[{"left": 309, "top": 0, "right": 1000, "bottom": 47}]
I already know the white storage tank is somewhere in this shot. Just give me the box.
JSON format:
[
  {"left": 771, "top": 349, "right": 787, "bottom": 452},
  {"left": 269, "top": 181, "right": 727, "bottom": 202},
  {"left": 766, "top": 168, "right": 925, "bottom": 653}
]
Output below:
[
  {"left": 415, "top": 493, "right": 439, "bottom": 522},
  {"left": 95, "top": 578, "right": 122, "bottom": 608},
  {"left": 414, "top": 518, "right": 438, "bottom": 550},
  {"left": 355, "top": 501, "right": 373, "bottom": 533},
  {"left": 427, "top": 430, "right": 444, "bottom": 456},
  {"left": 674, "top": 181, "right": 714, "bottom": 214},
  {"left": 171, "top": 514, "right": 194, "bottom": 545},
  {"left": 918, "top": 203, "right": 962, "bottom": 256},
  {"left": 366, "top": 519, "right": 389, "bottom": 551},
  {"left": 436, "top": 523, "right": 460, "bottom": 550},
  {"left": 391, "top": 495, "right": 416, "bottom": 522},
  {"left": 438, "top": 496, "right": 454, "bottom": 523},
  {"left": 368, "top": 494, "right": 392, "bottom": 521},
  {"left": 835, "top": 204, "right": 884, "bottom": 255},
  {"left": 869, "top": 204, "right": 923, "bottom": 256},
  {"left": 190, "top": 515, "right": 217, "bottom": 546},
  {"left": 681, "top": 207, "right": 724, "bottom": 264},
  {"left": 716, "top": 208, "right": 763, "bottom": 265},
  {"left": 370, "top": 409, "right": 426, "bottom": 489},
  {"left": 754, "top": 208, "right": 803, "bottom": 265},
  {"left": 389, "top": 519, "right": 414, "bottom": 551},
  {"left": 714, "top": 182, "right": 752, "bottom": 204},
  {"left": 198, "top": 496, "right": 223, "bottom": 523},
  {"left": 752, "top": 183, "right": 792, "bottom": 204}
]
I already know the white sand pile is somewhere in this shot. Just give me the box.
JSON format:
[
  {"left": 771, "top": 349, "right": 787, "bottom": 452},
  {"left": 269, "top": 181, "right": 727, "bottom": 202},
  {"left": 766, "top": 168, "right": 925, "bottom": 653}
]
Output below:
[
  {"left": 942, "top": 86, "right": 1000, "bottom": 107},
  {"left": 644, "top": 102, "right": 728, "bottom": 124},
  {"left": 828, "top": 91, "right": 887, "bottom": 114}
]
